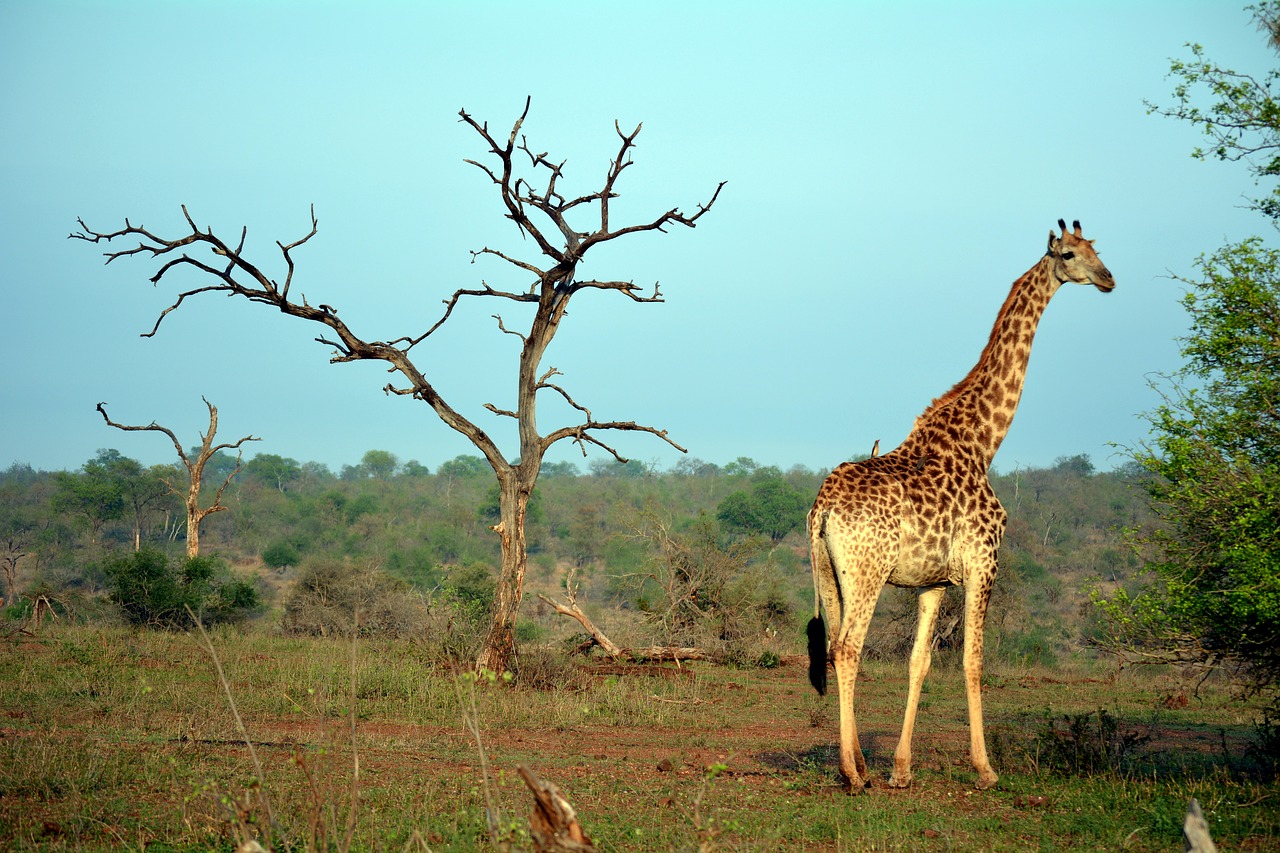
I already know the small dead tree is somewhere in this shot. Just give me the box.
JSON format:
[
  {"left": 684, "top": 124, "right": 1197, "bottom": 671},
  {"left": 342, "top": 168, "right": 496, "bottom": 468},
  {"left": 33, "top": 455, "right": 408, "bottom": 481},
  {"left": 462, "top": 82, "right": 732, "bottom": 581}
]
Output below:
[
  {"left": 96, "top": 399, "right": 259, "bottom": 558},
  {"left": 0, "top": 535, "right": 28, "bottom": 608},
  {"left": 73, "top": 99, "right": 723, "bottom": 674}
]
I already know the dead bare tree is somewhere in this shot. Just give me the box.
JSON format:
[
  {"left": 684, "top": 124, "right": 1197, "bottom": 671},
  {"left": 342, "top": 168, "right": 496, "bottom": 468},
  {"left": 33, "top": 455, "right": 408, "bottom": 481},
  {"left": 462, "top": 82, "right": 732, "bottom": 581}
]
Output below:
[
  {"left": 96, "top": 400, "right": 259, "bottom": 558},
  {"left": 73, "top": 99, "right": 724, "bottom": 674},
  {"left": 0, "top": 535, "right": 28, "bottom": 608}
]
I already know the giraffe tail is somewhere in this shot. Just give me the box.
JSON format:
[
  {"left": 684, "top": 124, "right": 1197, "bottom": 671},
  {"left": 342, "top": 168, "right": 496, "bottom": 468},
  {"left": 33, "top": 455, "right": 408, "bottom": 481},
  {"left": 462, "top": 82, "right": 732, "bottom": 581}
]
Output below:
[
  {"left": 807, "top": 614, "right": 827, "bottom": 696},
  {"left": 807, "top": 508, "right": 829, "bottom": 696}
]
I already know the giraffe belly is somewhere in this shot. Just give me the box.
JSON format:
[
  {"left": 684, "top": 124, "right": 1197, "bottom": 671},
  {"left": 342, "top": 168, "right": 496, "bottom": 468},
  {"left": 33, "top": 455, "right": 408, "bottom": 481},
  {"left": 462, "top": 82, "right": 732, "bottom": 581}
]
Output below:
[{"left": 886, "top": 530, "right": 958, "bottom": 588}]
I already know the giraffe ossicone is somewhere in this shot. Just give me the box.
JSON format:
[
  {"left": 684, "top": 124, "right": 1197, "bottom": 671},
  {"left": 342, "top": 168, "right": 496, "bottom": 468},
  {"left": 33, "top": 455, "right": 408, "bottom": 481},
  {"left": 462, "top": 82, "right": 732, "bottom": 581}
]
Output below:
[{"left": 807, "top": 219, "right": 1114, "bottom": 792}]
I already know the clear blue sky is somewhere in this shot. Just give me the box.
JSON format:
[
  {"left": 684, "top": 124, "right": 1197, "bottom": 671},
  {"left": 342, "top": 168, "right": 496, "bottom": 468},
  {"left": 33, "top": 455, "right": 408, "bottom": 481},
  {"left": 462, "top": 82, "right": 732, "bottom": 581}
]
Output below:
[{"left": 1, "top": 1, "right": 1273, "bottom": 476}]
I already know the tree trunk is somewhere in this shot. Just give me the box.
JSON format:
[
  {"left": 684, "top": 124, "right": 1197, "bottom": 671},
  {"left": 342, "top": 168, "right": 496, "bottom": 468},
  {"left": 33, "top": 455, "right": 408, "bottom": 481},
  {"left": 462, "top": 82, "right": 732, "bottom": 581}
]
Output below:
[
  {"left": 185, "top": 475, "right": 204, "bottom": 559},
  {"left": 476, "top": 473, "right": 530, "bottom": 674},
  {"left": 186, "top": 501, "right": 201, "bottom": 559}
]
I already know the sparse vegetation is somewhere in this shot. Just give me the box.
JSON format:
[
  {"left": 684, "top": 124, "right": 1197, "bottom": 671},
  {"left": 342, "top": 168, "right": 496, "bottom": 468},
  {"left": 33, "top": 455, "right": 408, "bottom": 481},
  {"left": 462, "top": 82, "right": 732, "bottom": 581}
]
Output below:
[
  {"left": 0, "top": 624, "right": 1275, "bottom": 851},
  {"left": 1032, "top": 708, "right": 1155, "bottom": 777}
]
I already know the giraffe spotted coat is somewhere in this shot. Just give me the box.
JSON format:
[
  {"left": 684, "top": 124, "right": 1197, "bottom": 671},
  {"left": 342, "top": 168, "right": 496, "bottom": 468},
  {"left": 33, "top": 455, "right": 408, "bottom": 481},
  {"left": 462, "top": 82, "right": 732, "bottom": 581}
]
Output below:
[{"left": 808, "top": 220, "right": 1116, "bottom": 792}]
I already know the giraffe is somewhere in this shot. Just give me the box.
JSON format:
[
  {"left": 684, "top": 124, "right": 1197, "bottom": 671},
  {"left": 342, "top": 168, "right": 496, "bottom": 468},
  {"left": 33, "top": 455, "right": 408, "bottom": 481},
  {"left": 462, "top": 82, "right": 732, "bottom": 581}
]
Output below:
[{"left": 807, "top": 219, "right": 1115, "bottom": 792}]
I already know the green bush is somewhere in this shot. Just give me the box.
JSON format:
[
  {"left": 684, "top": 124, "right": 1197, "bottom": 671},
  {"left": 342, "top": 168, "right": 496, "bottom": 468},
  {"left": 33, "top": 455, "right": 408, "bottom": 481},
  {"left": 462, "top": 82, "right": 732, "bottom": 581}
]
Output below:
[
  {"left": 444, "top": 562, "right": 497, "bottom": 627},
  {"left": 103, "top": 547, "right": 260, "bottom": 628},
  {"left": 384, "top": 547, "right": 446, "bottom": 590},
  {"left": 262, "top": 541, "right": 301, "bottom": 569}
]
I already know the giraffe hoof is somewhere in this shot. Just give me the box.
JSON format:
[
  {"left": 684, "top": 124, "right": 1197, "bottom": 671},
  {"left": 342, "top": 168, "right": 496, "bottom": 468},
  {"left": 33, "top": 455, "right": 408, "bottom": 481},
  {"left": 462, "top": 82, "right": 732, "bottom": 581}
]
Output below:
[
  {"left": 887, "top": 773, "right": 912, "bottom": 789},
  {"left": 839, "top": 773, "right": 870, "bottom": 794},
  {"left": 975, "top": 771, "right": 999, "bottom": 790}
]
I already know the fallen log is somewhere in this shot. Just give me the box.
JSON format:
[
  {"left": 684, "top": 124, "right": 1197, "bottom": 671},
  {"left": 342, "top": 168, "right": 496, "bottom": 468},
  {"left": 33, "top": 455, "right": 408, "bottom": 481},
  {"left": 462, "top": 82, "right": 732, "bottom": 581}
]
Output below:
[{"left": 537, "top": 592, "right": 714, "bottom": 664}]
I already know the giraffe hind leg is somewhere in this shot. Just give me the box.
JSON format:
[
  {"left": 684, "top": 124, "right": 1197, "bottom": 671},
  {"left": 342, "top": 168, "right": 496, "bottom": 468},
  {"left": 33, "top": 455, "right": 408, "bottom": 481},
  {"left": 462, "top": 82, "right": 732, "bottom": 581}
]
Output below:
[
  {"left": 813, "top": 512, "right": 885, "bottom": 792},
  {"left": 831, "top": 606, "right": 875, "bottom": 791},
  {"left": 888, "top": 584, "right": 946, "bottom": 788}
]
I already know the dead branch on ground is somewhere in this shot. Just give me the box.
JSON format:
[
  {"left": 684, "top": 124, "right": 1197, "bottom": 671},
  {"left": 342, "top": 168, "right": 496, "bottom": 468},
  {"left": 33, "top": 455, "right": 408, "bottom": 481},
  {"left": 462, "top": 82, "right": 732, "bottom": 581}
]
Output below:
[
  {"left": 537, "top": 579, "right": 713, "bottom": 664},
  {"left": 518, "top": 765, "right": 596, "bottom": 852}
]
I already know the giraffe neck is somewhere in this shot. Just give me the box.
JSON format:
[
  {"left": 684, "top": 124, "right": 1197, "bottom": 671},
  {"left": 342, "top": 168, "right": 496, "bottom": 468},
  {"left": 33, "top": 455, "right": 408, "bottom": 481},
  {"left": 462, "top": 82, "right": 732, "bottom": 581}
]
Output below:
[{"left": 909, "top": 254, "right": 1062, "bottom": 465}]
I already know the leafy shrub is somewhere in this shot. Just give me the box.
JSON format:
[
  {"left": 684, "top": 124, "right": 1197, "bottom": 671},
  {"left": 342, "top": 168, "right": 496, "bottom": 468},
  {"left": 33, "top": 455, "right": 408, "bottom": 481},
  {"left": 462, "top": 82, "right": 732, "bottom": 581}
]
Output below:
[
  {"left": 104, "top": 547, "right": 260, "bottom": 628},
  {"left": 1034, "top": 708, "right": 1153, "bottom": 776},
  {"left": 1246, "top": 712, "right": 1280, "bottom": 780},
  {"left": 281, "top": 559, "right": 426, "bottom": 638},
  {"left": 444, "top": 562, "right": 497, "bottom": 628},
  {"left": 624, "top": 511, "right": 789, "bottom": 664},
  {"left": 996, "top": 622, "right": 1060, "bottom": 668},
  {"left": 383, "top": 547, "right": 446, "bottom": 590},
  {"left": 262, "top": 541, "right": 301, "bottom": 569}
]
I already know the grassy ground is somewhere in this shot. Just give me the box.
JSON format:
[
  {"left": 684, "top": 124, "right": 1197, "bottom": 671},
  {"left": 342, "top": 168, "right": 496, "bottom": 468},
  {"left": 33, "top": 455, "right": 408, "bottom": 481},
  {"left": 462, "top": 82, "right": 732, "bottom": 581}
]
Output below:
[{"left": 0, "top": 624, "right": 1276, "bottom": 851}]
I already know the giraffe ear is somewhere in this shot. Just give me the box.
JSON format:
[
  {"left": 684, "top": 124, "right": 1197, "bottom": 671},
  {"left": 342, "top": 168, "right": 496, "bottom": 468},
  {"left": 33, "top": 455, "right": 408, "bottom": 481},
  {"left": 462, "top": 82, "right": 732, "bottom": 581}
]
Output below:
[{"left": 1047, "top": 229, "right": 1060, "bottom": 253}]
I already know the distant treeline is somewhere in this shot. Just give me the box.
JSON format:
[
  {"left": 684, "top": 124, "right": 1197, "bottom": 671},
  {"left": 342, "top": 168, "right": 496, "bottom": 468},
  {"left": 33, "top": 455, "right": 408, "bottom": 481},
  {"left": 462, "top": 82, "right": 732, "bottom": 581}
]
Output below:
[{"left": 1, "top": 450, "right": 1152, "bottom": 664}]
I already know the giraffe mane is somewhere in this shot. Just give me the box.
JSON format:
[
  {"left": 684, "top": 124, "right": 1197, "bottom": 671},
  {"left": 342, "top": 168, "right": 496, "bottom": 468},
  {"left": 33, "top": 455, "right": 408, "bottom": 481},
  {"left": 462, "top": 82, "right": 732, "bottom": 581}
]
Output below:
[{"left": 914, "top": 253, "right": 1052, "bottom": 426}]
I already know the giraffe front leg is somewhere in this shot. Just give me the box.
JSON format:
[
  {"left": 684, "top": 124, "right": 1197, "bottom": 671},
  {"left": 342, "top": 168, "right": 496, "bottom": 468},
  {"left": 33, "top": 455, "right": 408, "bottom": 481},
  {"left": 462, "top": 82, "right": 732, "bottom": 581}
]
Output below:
[
  {"left": 889, "top": 585, "right": 946, "bottom": 788},
  {"left": 963, "top": 578, "right": 999, "bottom": 790}
]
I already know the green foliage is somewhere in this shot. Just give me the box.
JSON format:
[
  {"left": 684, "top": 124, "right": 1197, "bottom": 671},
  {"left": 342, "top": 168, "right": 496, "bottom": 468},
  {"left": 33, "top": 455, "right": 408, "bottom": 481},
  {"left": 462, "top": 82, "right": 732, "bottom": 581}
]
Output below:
[
  {"left": 383, "top": 546, "right": 446, "bottom": 590},
  {"left": 477, "top": 483, "right": 543, "bottom": 525},
  {"left": 1149, "top": 2, "right": 1280, "bottom": 221},
  {"left": 437, "top": 454, "right": 490, "bottom": 479},
  {"left": 1106, "top": 9, "right": 1280, "bottom": 700},
  {"left": 103, "top": 547, "right": 259, "bottom": 627},
  {"left": 51, "top": 450, "right": 129, "bottom": 537},
  {"left": 243, "top": 452, "right": 302, "bottom": 492},
  {"left": 0, "top": 466, "right": 55, "bottom": 600},
  {"left": 445, "top": 561, "right": 498, "bottom": 627},
  {"left": 193, "top": 447, "right": 241, "bottom": 483},
  {"left": 625, "top": 511, "right": 787, "bottom": 662},
  {"left": 14, "top": 435, "right": 1154, "bottom": 670},
  {"left": 996, "top": 622, "right": 1059, "bottom": 668},
  {"left": 402, "top": 459, "right": 431, "bottom": 476},
  {"left": 715, "top": 476, "right": 808, "bottom": 542},
  {"left": 1247, "top": 712, "right": 1280, "bottom": 779},
  {"left": 588, "top": 457, "right": 649, "bottom": 478},
  {"left": 359, "top": 449, "right": 399, "bottom": 480},
  {"left": 261, "top": 540, "right": 300, "bottom": 569}
]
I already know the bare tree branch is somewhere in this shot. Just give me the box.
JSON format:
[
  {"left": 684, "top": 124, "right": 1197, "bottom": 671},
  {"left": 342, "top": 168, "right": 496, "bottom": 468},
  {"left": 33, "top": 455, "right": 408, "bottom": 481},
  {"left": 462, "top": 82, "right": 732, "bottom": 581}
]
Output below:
[
  {"left": 492, "top": 313, "right": 527, "bottom": 343},
  {"left": 484, "top": 403, "right": 518, "bottom": 420}
]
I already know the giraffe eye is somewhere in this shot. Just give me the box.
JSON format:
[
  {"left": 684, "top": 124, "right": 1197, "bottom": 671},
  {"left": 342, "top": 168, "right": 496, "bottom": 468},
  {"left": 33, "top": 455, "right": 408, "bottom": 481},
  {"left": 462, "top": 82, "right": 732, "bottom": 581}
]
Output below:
[{"left": 1061, "top": 251, "right": 1075, "bottom": 260}]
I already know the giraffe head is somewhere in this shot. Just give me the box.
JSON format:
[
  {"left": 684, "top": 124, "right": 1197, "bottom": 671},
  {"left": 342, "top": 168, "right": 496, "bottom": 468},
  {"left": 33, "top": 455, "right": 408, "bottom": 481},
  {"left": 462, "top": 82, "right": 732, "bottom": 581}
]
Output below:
[{"left": 1047, "top": 219, "right": 1115, "bottom": 292}]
